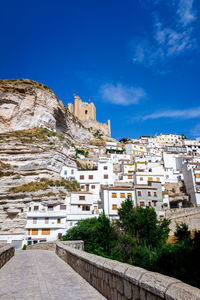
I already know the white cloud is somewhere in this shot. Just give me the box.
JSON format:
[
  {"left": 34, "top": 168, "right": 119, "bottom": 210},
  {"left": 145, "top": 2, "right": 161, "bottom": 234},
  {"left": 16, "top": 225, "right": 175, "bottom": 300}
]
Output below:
[
  {"left": 132, "top": 0, "right": 198, "bottom": 68},
  {"left": 141, "top": 107, "right": 200, "bottom": 120},
  {"left": 100, "top": 83, "right": 146, "bottom": 106},
  {"left": 178, "top": 0, "right": 196, "bottom": 26}
]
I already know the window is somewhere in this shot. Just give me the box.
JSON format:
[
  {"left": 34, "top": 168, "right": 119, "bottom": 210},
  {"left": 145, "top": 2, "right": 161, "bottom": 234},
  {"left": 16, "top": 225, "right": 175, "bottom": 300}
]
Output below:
[
  {"left": 148, "top": 177, "right": 153, "bottom": 181},
  {"left": 80, "top": 175, "right": 84, "bottom": 180},
  {"left": 140, "top": 177, "right": 143, "bottom": 181},
  {"left": 82, "top": 205, "right": 90, "bottom": 211},
  {"left": 33, "top": 218, "right": 37, "bottom": 224},
  {"left": 89, "top": 175, "right": 93, "bottom": 180},
  {"left": 57, "top": 219, "right": 61, "bottom": 224},
  {"left": 153, "top": 201, "right": 157, "bottom": 207},
  {"left": 85, "top": 110, "right": 88, "bottom": 115},
  {"left": 29, "top": 207, "right": 31, "bottom": 211},
  {"left": 127, "top": 193, "right": 132, "bottom": 199},
  {"left": 112, "top": 193, "right": 117, "bottom": 198},
  {"left": 34, "top": 206, "right": 39, "bottom": 211},
  {"left": 28, "top": 229, "right": 30, "bottom": 235},
  {"left": 94, "top": 206, "right": 98, "bottom": 210},
  {"left": 71, "top": 170, "right": 74, "bottom": 175},
  {"left": 104, "top": 166, "right": 108, "bottom": 170},
  {"left": 91, "top": 185, "right": 95, "bottom": 189},
  {"left": 60, "top": 205, "right": 66, "bottom": 210},
  {"left": 64, "top": 170, "right": 67, "bottom": 175},
  {"left": 138, "top": 191, "right": 142, "bottom": 197},
  {"left": 140, "top": 202, "right": 145, "bottom": 207},
  {"left": 120, "top": 193, "right": 125, "bottom": 198},
  {"left": 148, "top": 202, "right": 151, "bottom": 206},
  {"left": 104, "top": 174, "right": 108, "bottom": 179},
  {"left": 154, "top": 192, "right": 157, "bottom": 197},
  {"left": 128, "top": 175, "right": 133, "bottom": 179},
  {"left": 81, "top": 185, "right": 84, "bottom": 189},
  {"left": 148, "top": 191, "right": 151, "bottom": 197},
  {"left": 79, "top": 196, "right": 85, "bottom": 200},
  {"left": 32, "top": 229, "right": 38, "bottom": 235},
  {"left": 156, "top": 177, "right": 160, "bottom": 181},
  {"left": 21, "top": 208, "right": 23, "bottom": 213},
  {"left": 112, "top": 204, "right": 117, "bottom": 210},
  {"left": 42, "top": 229, "right": 50, "bottom": 235},
  {"left": 140, "top": 147, "right": 143, "bottom": 149},
  {"left": 48, "top": 206, "right": 53, "bottom": 211},
  {"left": 195, "top": 174, "right": 200, "bottom": 178},
  {"left": 45, "top": 218, "right": 49, "bottom": 224}
]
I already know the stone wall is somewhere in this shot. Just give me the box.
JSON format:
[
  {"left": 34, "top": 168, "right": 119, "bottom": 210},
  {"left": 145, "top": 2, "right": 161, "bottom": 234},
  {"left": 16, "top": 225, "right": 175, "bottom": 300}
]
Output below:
[
  {"left": 56, "top": 241, "right": 200, "bottom": 300},
  {"left": 27, "top": 242, "right": 56, "bottom": 251},
  {"left": 165, "top": 207, "right": 200, "bottom": 233},
  {"left": 0, "top": 244, "right": 15, "bottom": 269},
  {"left": 60, "top": 240, "right": 84, "bottom": 250}
]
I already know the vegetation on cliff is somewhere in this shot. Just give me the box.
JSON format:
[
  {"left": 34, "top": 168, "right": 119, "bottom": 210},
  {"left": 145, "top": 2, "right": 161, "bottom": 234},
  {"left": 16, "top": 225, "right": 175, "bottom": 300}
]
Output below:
[
  {"left": 62, "top": 198, "right": 200, "bottom": 289},
  {"left": 0, "top": 79, "right": 55, "bottom": 94},
  {"left": 8, "top": 178, "right": 80, "bottom": 193},
  {"left": 0, "top": 127, "right": 66, "bottom": 143}
]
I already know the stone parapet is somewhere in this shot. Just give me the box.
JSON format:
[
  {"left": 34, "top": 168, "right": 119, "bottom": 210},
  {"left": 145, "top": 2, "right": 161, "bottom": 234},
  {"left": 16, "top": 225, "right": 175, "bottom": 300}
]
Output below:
[
  {"left": 27, "top": 242, "right": 56, "bottom": 251},
  {"left": 56, "top": 241, "right": 200, "bottom": 300},
  {"left": 60, "top": 240, "right": 84, "bottom": 250},
  {"left": 0, "top": 243, "right": 15, "bottom": 269}
]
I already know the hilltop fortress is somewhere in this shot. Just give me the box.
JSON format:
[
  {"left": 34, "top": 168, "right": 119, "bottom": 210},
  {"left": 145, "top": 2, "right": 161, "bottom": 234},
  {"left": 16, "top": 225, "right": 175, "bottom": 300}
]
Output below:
[{"left": 68, "top": 96, "right": 111, "bottom": 137}]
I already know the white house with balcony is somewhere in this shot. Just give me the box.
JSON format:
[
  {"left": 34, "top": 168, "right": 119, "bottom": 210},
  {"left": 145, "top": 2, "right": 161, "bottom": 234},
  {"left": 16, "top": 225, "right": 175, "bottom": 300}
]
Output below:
[
  {"left": 65, "top": 191, "right": 100, "bottom": 230},
  {"left": 26, "top": 202, "right": 67, "bottom": 244}
]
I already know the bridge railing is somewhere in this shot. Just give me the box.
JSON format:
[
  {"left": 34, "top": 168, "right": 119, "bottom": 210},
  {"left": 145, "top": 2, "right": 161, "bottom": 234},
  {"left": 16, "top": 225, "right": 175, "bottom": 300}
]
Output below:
[
  {"left": 0, "top": 244, "right": 15, "bottom": 269},
  {"left": 56, "top": 241, "right": 200, "bottom": 300}
]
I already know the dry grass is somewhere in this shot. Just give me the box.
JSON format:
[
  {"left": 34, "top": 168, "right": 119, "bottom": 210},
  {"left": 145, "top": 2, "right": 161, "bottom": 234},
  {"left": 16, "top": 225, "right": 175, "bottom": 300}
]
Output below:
[
  {"left": 0, "top": 127, "right": 66, "bottom": 143},
  {"left": 8, "top": 178, "right": 80, "bottom": 193}
]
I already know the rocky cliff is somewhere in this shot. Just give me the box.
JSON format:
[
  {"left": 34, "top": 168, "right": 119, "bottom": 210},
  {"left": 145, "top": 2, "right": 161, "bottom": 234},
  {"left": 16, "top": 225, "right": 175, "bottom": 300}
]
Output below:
[
  {"left": 0, "top": 79, "right": 93, "bottom": 142},
  {"left": 0, "top": 79, "right": 97, "bottom": 234}
]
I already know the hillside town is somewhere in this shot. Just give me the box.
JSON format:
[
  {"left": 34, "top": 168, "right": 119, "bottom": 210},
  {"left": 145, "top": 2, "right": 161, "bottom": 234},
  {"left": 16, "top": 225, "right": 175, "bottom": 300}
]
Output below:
[{"left": 25, "top": 132, "right": 200, "bottom": 245}]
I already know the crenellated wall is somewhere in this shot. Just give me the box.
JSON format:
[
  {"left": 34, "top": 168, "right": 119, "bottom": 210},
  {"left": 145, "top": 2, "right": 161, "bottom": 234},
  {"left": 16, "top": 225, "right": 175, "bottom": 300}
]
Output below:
[
  {"left": 56, "top": 241, "right": 200, "bottom": 300},
  {"left": 0, "top": 244, "right": 15, "bottom": 269}
]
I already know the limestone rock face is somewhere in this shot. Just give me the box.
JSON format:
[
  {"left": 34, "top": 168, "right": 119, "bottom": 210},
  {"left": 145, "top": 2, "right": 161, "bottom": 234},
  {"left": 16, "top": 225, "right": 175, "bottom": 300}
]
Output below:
[
  {"left": 0, "top": 79, "right": 93, "bottom": 143},
  {"left": 0, "top": 79, "right": 95, "bottom": 234}
]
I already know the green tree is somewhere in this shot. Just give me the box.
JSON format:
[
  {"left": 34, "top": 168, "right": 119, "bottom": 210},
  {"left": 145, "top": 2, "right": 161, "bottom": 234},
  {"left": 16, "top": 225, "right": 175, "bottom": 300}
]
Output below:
[
  {"left": 117, "top": 198, "right": 170, "bottom": 247},
  {"left": 62, "top": 212, "right": 116, "bottom": 256},
  {"left": 174, "top": 222, "right": 190, "bottom": 243}
]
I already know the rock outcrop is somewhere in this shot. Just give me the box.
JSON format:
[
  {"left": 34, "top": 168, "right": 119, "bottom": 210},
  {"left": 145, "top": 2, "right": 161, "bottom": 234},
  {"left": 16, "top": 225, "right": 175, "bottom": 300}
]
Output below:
[
  {"left": 0, "top": 79, "right": 93, "bottom": 142},
  {"left": 0, "top": 79, "right": 97, "bottom": 234}
]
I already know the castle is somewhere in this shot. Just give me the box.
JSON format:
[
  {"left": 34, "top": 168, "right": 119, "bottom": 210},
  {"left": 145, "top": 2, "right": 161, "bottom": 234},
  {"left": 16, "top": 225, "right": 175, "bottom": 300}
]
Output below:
[{"left": 68, "top": 96, "right": 111, "bottom": 137}]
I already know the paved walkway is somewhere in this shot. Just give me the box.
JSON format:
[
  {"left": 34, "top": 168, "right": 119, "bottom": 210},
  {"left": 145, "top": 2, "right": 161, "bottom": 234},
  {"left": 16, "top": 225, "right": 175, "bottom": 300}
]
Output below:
[{"left": 0, "top": 250, "right": 105, "bottom": 300}]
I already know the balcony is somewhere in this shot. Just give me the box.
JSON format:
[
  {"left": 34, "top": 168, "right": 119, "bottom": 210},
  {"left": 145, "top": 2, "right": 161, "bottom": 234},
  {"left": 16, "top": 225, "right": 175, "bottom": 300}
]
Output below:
[
  {"left": 26, "top": 222, "right": 65, "bottom": 229},
  {"left": 27, "top": 210, "right": 66, "bottom": 218}
]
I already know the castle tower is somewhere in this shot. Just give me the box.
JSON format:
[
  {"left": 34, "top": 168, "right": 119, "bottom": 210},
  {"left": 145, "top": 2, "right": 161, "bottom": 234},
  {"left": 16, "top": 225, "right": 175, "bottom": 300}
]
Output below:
[
  {"left": 68, "top": 95, "right": 111, "bottom": 137},
  {"left": 71, "top": 95, "right": 96, "bottom": 122}
]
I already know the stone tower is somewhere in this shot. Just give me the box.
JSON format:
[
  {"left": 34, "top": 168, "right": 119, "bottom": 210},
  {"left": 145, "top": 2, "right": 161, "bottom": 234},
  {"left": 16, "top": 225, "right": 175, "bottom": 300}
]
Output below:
[
  {"left": 68, "top": 96, "right": 96, "bottom": 122},
  {"left": 68, "top": 95, "right": 111, "bottom": 137}
]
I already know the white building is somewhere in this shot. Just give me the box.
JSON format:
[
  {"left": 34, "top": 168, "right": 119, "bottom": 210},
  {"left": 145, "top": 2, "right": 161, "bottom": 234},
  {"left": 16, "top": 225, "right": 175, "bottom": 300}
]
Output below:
[
  {"left": 101, "top": 185, "right": 135, "bottom": 220},
  {"left": 182, "top": 163, "right": 200, "bottom": 206},
  {"left": 26, "top": 202, "right": 67, "bottom": 244},
  {"left": 65, "top": 191, "right": 100, "bottom": 230}
]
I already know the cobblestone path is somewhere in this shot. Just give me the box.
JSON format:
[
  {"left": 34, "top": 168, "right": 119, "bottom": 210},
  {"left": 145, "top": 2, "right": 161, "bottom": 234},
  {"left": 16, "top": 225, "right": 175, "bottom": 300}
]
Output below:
[{"left": 0, "top": 250, "right": 105, "bottom": 300}]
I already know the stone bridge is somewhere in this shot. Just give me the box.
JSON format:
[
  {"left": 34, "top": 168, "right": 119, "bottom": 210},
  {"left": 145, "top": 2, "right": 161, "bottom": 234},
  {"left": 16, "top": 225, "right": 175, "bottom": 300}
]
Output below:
[{"left": 0, "top": 241, "right": 200, "bottom": 300}]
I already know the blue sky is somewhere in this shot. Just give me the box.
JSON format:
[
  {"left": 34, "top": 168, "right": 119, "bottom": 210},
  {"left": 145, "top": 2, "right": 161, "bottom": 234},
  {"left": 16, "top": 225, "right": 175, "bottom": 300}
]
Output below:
[{"left": 1, "top": 0, "right": 200, "bottom": 140}]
